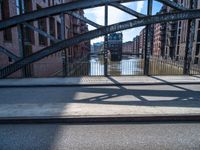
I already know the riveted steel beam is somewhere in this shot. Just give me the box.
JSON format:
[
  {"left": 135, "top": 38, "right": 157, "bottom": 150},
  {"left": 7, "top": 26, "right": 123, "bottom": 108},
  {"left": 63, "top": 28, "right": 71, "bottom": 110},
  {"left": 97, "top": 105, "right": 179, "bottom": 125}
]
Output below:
[
  {"left": 1, "top": 9, "right": 200, "bottom": 78},
  {"left": 156, "top": 0, "right": 187, "bottom": 10},
  {"left": 23, "top": 22, "right": 59, "bottom": 42},
  {"left": 60, "top": 13, "right": 67, "bottom": 77},
  {"left": 0, "top": 46, "right": 20, "bottom": 61},
  {"left": 0, "top": 0, "right": 136, "bottom": 30},
  {"left": 0, "top": 0, "right": 187, "bottom": 30},
  {"left": 104, "top": 4, "right": 108, "bottom": 76},
  {"left": 110, "top": 2, "right": 146, "bottom": 18},
  {"left": 67, "top": 11, "right": 102, "bottom": 28},
  {"left": 184, "top": 0, "right": 197, "bottom": 75},
  {"left": 144, "top": 0, "right": 153, "bottom": 75}
]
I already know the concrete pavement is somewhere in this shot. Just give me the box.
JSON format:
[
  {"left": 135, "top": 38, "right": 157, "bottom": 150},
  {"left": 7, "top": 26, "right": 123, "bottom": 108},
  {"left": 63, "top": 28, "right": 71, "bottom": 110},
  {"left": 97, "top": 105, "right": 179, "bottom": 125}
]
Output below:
[
  {"left": 0, "top": 75, "right": 200, "bottom": 87},
  {"left": 0, "top": 82, "right": 200, "bottom": 122}
]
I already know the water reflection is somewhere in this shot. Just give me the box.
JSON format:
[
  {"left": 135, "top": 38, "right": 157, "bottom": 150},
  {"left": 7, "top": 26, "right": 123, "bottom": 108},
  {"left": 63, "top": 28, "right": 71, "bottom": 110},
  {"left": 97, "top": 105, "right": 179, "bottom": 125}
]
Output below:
[{"left": 90, "top": 55, "right": 144, "bottom": 76}]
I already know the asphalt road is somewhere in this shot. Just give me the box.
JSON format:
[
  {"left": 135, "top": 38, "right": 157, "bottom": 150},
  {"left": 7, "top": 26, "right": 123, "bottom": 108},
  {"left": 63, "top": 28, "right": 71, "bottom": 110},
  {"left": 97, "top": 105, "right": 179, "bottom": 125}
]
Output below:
[{"left": 0, "top": 123, "right": 200, "bottom": 150}]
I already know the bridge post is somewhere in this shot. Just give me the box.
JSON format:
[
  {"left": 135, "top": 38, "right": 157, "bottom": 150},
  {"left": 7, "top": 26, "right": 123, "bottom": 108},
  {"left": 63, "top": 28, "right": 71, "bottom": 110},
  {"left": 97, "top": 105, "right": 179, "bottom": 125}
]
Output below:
[
  {"left": 17, "top": 0, "right": 27, "bottom": 78},
  {"left": 144, "top": 0, "right": 153, "bottom": 76},
  {"left": 60, "top": 13, "right": 68, "bottom": 77},
  {"left": 104, "top": 4, "right": 108, "bottom": 76},
  {"left": 183, "top": 0, "right": 197, "bottom": 75}
]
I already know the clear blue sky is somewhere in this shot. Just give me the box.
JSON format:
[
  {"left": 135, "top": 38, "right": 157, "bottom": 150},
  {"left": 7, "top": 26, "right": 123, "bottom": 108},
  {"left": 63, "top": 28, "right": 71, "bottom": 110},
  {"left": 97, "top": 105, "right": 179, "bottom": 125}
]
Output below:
[{"left": 84, "top": 1, "right": 163, "bottom": 44}]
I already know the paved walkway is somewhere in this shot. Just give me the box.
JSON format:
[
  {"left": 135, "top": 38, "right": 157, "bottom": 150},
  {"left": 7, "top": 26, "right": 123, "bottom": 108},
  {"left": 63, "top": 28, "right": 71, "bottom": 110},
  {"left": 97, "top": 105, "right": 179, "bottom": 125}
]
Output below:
[
  {"left": 0, "top": 77, "right": 199, "bottom": 120},
  {"left": 0, "top": 75, "right": 200, "bottom": 87}
]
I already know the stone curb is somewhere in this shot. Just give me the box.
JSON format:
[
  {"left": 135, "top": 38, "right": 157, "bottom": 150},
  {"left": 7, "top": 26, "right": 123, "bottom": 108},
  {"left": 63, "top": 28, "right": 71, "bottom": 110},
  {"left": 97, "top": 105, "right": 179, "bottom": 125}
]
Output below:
[
  {"left": 0, "top": 81, "right": 200, "bottom": 88},
  {"left": 0, "top": 115, "right": 200, "bottom": 124}
]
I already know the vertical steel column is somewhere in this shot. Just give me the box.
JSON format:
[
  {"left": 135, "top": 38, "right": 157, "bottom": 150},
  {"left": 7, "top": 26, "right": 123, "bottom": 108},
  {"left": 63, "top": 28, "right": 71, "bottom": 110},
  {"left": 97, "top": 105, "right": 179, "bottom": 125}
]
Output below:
[
  {"left": 18, "top": 0, "right": 26, "bottom": 77},
  {"left": 144, "top": 0, "right": 153, "bottom": 75},
  {"left": 183, "top": 0, "right": 197, "bottom": 75},
  {"left": 104, "top": 4, "right": 108, "bottom": 76},
  {"left": 61, "top": 13, "right": 68, "bottom": 77}
]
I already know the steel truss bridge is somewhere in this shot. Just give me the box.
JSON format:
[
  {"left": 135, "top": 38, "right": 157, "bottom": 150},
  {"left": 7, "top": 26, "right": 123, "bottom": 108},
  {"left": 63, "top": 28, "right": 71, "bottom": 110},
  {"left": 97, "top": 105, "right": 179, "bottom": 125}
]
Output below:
[{"left": 0, "top": 0, "right": 199, "bottom": 78}]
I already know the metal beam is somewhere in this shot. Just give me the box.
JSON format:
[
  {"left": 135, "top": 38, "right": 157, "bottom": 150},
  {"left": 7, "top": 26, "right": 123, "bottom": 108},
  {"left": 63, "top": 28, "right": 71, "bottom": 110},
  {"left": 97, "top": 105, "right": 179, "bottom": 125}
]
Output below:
[
  {"left": 60, "top": 13, "right": 67, "bottom": 77},
  {"left": 184, "top": 0, "right": 197, "bottom": 74},
  {"left": 0, "top": 0, "right": 186, "bottom": 30},
  {"left": 23, "top": 22, "right": 59, "bottom": 43},
  {"left": 104, "top": 4, "right": 108, "bottom": 76},
  {"left": 0, "top": 46, "right": 20, "bottom": 61},
  {"left": 17, "top": 0, "right": 26, "bottom": 77},
  {"left": 156, "top": 0, "right": 187, "bottom": 10},
  {"left": 0, "top": 0, "right": 137, "bottom": 30},
  {"left": 144, "top": 0, "right": 153, "bottom": 75},
  {"left": 110, "top": 2, "right": 146, "bottom": 18},
  {"left": 1, "top": 9, "right": 200, "bottom": 78},
  {"left": 67, "top": 11, "right": 102, "bottom": 28}
]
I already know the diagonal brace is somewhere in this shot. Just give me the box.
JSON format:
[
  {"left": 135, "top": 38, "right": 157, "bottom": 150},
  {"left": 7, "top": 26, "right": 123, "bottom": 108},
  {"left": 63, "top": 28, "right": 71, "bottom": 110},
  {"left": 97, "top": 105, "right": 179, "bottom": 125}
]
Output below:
[
  {"left": 156, "top": 0, "right": 187, "bottom": 10},
  {"left": 110, "top": 2, "right": 146, "bottom": 18},
  {"left": 67, "top": 11, "right": 102, "bottom": 28},
  {"left": 23, "top": 22, "right": 59, "bottom": 43},
  {"left": 1, "top": 9, "right": 200, "bottom": 78},
  {"left": 0, "top": 45, "right": 20, "bottom": 61}
]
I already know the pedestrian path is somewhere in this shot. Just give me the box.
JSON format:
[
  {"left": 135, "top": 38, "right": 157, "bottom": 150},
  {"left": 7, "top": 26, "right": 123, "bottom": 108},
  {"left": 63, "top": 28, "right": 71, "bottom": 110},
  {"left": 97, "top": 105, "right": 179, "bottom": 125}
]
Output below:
[
  {"left": 0, "top": 81, "right": 199, "bottom": 121},
  {"left": 0, "top": 75, "right": 200, "bottom": 87}
]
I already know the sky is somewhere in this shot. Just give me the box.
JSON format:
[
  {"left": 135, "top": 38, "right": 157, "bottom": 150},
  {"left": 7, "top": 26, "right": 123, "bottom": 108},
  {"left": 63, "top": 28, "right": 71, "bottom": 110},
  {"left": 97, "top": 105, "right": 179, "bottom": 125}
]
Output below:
[{"left": 84, "top": 1, "right": 163, "bottom": 44}]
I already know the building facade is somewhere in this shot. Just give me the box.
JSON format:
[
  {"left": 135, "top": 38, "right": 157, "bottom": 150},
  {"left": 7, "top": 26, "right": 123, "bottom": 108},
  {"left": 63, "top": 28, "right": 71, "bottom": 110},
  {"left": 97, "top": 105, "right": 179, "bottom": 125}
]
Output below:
[
  {"left": 153, "top": 23, "right": 166, "bottom": 57},
  {"left": 139, "top": 28, "right": 146, "bottom": 57},
  {"left": 176, "top": 0, "right": 200, "bottom": 65},
  {"left": 108, "top": 33, "right": 123, "bottom": 61},
  {"left": 133, "top": 36, "right": 140, "bottom": 56},
  {"left": 145, "top": 0, "right": 199, "bottom": 66},
  {"left": 122, "top": 41, "right": 133, "bottom": 55},
  {"left": 0, "top": 0, "right": 90, "bottom": 77}
]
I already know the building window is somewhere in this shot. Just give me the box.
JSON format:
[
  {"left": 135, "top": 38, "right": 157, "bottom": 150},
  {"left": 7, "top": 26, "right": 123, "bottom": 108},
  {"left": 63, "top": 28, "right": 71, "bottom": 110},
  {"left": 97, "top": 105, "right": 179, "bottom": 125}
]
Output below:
[
  {"left": 1, "top": 1, "right": 10, "bottom": 19},
  {"left": 8, "top": 57, "right": 12, "bottom": 62},
  {"left": 48, "top": 0, "right": 51, "bottom": 6},
  {"left": 24, "top": 23, "right": 35, "bottom": 44},
  {"left": 37, "top": 5, "right": 48, "bottom": 46},
  {"left": 23, "top": 1, "right": 35, "bottom": 44},
  {"left": 24, "top": 0, "right": 32, "bottom": 12},
  {"left": 194, "top": 57, "right": 199, "bottom": 64},
  {"left": 176, "top": 46, "right": 180, "bottom": 55},
  {"left": 1, "top": 0, "right": 12, "bottom": 42},
  {"left": 57, "top": 22, "right": 61, "bottom": 39},
  {"left": 50, "top": 17, "right": 55, "bottom": 45},
  {"left": 198, "top": 20, "right": 200, "bottom": 29},
  {"left": 3, "top": 28, "right": 12, "bottom": 42},
  {"left": 197, "top": 30, "right": 200, "bottom": 42},
  {"left": 196, "top": 44, "right": 200, "bottom": 56}
]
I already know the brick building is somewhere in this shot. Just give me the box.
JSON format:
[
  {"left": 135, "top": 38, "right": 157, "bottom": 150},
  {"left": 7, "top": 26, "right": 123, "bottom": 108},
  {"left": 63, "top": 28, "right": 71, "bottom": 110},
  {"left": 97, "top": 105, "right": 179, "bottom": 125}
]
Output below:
[
  {"left": 133, "top": 36, "right": 140, "bottom": 56},
  {"left": 108, "top": 33, "right": 123, "bottom": 61},
  {"left": 156, "top": 0, "right": 200, "bottom": 65},
  {"left": 139, "top": 28, "right": 146, "bottom": 57},
  {"left": 0, "top": 0, "right": 90, "bottom": 77},
  {"left": 152, "top": 6, "right": 166, "bottom": 58},
  {"left": 150, "top": 0, "right": 199, "bottom": 66},
  {"left": 175, "top": 0, "right": 200, "bottom": 65},
  {"left": 122, "top": 41, "right": 133, "bottom": 55}
]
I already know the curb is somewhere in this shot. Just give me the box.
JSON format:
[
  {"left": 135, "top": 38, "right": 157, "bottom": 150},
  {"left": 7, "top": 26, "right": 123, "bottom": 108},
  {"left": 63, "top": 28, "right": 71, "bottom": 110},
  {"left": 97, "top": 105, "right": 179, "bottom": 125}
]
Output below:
[
  {"left": 0, "top": 115, "right": 200, "bottom": 124},
  {"left": 0, "top": 82, "right": 200, "bottom": 88}
]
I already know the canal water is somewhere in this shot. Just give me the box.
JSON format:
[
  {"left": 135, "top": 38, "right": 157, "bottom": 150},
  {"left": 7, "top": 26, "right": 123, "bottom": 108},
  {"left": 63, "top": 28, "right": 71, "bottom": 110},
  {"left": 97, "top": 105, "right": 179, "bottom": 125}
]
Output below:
[{"left": 90, "top": 55, "right": 144, "bottom": 76}]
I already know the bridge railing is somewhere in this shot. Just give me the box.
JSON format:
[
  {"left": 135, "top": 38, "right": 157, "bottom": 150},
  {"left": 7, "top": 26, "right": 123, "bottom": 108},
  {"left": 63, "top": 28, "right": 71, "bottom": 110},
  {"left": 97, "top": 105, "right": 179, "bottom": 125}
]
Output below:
[{"left": 1, "top": 56, "right": 199, "bottom": 78}]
